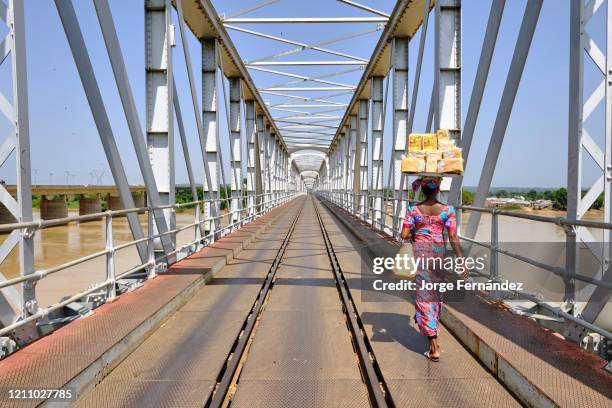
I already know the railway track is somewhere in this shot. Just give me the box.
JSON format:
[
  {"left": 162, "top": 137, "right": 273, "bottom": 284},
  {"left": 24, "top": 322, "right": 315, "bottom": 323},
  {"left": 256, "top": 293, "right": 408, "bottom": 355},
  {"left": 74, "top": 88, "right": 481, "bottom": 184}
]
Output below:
[{"left": 205, "top": 195, "right": 390, "bottom": 408}]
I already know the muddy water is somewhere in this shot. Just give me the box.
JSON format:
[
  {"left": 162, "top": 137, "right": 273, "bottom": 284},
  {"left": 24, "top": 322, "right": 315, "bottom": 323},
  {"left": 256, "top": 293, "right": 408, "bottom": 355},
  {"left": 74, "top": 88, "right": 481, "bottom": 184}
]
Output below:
[{"left": 0, "top": 209, "right": 220, "bottom": 307}]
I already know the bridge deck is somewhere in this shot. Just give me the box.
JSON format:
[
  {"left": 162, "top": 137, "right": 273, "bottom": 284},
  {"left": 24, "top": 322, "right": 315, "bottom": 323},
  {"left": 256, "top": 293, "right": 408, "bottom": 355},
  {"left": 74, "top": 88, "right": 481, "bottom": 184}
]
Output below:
[{"left": 0, "top": 196, "right": 610, "bottom": 407}]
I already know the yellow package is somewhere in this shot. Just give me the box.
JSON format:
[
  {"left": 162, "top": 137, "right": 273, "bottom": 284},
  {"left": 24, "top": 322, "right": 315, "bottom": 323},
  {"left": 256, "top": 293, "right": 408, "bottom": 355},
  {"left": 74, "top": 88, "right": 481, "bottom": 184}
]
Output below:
[
  {"left": 443, "top": 147, "right": 462, "bottom": 159},
  {"left": 436, "top": 128, "right": 451, "bottom": 141},
  {"left": 408, "top": 134, "right": 423, "bottom": 151},
  {"left": 422, "top": 134, "right": 438, "bottom": 151},
  {"left": 438, "top": 139, "right": 455, "bottom": 150},
  {"left": 401, "top": 155, "right": 425, "bottom": 173},
  {"left": 426, "top": 150, "right": 443, "bottom": 161},
  {"left": 441, "top": 158, "right": 463, "bottom": 174},
  {"left": 425, "top": 157, "right": 438, "bottom": 173}
]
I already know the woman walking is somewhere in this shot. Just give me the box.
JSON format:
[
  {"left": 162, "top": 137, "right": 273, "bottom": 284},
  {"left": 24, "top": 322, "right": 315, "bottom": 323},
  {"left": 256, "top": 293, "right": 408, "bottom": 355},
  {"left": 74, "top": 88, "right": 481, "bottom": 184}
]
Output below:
[{"left": 400, "top": 177, "right": 466, "bottom": 362}]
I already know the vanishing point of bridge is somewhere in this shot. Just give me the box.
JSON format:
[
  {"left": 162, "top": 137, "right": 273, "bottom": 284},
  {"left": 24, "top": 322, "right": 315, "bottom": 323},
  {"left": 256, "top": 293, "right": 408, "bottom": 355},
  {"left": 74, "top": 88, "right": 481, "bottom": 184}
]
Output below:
[{"left": 0, "top": 0, "right": 610, "bottom": 407}]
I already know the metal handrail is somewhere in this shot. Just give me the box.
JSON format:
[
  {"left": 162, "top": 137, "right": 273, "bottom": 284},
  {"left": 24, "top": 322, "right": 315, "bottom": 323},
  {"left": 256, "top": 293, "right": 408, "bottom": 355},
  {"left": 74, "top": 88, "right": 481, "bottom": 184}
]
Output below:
[
  {"left": 318, "top": 189, "right": 612, "bottom": 340},
  {"left": 0, "top": 191, "right": 300, "bottom": 338}
]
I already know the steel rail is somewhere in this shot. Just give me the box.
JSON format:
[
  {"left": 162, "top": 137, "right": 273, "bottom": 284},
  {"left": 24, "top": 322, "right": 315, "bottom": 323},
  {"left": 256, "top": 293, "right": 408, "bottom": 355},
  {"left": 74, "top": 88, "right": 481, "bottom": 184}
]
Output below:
[
  {"left": 312, "top": 197, "right": 390, "bottom": 407},
  {"left": 206, "top": 198, "right": 306, "bottom": 408}
]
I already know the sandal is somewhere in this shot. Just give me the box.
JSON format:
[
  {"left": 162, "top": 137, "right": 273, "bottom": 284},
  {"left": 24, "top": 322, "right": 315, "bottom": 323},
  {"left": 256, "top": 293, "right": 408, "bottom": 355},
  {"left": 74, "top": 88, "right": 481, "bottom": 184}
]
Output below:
[{"left": 424, "top": 351, "right": 439, "bottom": 362}]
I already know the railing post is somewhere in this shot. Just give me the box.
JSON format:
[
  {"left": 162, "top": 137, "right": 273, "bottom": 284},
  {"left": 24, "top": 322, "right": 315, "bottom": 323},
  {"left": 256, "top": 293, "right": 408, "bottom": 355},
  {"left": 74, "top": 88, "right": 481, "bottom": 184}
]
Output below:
[
  {"left": 105, "top": 213, "right": 116, "bottom": 301},
  {"left": 147, "top": 208, "right": 156, "bottom": 279},
  {"left": 490, "top": 211, "right": 499, "bottom": 298},
  {"left": 194, "top": 202, "right": 202, "bottom": 251}
]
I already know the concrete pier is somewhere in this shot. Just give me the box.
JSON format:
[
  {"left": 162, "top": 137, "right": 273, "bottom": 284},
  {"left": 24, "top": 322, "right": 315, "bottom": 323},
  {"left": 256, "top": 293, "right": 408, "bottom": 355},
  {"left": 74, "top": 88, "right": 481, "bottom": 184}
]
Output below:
[
  {"left": 40, "top": 195, "right": 68, "bottom": 220},
  {"left": 108, "top": 192, "right": 147, "bottom": 214},
  {"left": 78, "top": 196, "right": 102, "bottom": 216}
]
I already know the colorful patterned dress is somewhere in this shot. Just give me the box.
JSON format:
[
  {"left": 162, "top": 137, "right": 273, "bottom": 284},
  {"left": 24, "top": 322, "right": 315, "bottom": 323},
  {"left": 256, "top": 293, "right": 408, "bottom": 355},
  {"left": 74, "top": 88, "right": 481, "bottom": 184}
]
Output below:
[{"left": 402, "top": 203, "right": 457, "bottom": 337}]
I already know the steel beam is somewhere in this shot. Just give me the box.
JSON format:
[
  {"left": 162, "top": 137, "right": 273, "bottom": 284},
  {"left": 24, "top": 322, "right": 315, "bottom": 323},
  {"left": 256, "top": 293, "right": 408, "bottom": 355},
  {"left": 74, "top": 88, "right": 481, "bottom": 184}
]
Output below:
[
  {"left": 449, "top": 0, "right": 505, "bottom": 205},
  {"left": 435, "top": 0, "right": 461, "bottom": 202},
  {"left": 358, "top": 99, "right": 369, "bottom": 219},
  {"left": 565, "top": 0, "right": 612, "bottom": 335},
  {"left": 371, "top": 76, "right": 384, "bottom": 228},
  {"left": 392, "top": 37, "right": 408, "bottom": 233},
  {"left": 256, "top": 114, "right": 265, "bottom": 211},
  {"left": 54, "top": 0, "right": 147, "bottom": 265},
  {"left": 349, "top": 115, "right": 358, "bottom": 212},
  {"left": 247, "top": 61, "right": 367, "bottom": 66},
  {"left": 175, "top": 0, "right": 219, "bottom": 237},
  {"left": 10, "top": 0, "right": 32, "bottom": 320},
  {"left": 229, "top": 77, "right": 242, "bottom": 225},
  {"left": 94, "top": 0, "right": 174, "bottom": 256},
  {"left": 223, "top": 17, "right": 388, "bottom": 23},
  {"left": 466, "top": 0, "right": 542, "bottom": 238},
  {"left": 145, "top": 0, "right": 175, "bottom": 248},
  {"left": 202, "top": 38, "right": 221, "bottom": 234},
  {"left": 246, "top": 100, "right": 257, "bottom": 216},
  {"left": 264, "top": 125, "right": 273, "bottom": 209}
]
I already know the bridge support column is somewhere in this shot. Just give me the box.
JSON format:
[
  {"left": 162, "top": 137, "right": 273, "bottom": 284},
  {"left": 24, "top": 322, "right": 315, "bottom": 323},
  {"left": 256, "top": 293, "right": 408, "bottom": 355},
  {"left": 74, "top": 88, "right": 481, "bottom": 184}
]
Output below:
[
  {"left": 264, "top": 123, "right": 272, "bottom": 210},
  {"left": 40, "top": 195, "right": 68, "bottom": 220},
  {"left": 256, "top": 114, "right": 265, "bottom": 212},
  {"left": 229, "top": 77, "right": 242, "bottom": 226},
  {"left": 435, "top": 0, "right": 462, "bottom": 204},
  {"left": 371, "top": 76, "right": 384, "bottom": 229},
  {"left": 107, "top": 195, "right": 122, "bottom": 211},
  {"left": 349, "top": 115, "right": 358, "bottom": 214},
  {"left": 202, "top": 38, "right": 220, "bottom": 237},
  {"left": 246, "top": 100, "right": 256, "bottom": 217},
  {"left": 339, "top": 129, "right": 347, "bottom": 210},
  {"left": 78, "top": 195, "right": 101, "bottom": 216},
  {"left": 564, "top": 0, "right": 612, "bottom": 341},
  {"left": 145, "top": 0, "right": 175, "bottom": 247},
  {"left": 393, "top": 37, "right": 409, "bottom": 237},
  {"left": 270, "top": 133, "right": 277, "bottom": 206},
  {"left": 358, "top": 99, "right": 369, "bottom": 221}
]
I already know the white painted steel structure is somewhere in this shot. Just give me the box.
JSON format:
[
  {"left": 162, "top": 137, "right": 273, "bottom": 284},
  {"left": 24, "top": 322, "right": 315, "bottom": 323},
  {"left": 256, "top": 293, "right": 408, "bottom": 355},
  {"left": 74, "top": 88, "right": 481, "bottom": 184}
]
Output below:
[
  {"left": 0, "top": 0, "right": 303, "bottom": 354},
  {"left": 0, "top": 0, "right": 610, "bottom": 360}
]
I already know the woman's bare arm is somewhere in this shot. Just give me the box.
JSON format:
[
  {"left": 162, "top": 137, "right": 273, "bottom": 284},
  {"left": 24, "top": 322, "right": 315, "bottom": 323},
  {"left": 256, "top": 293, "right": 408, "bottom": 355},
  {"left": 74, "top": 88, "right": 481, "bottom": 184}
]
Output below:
[
  {"left": 400, "top": 226, "right": 411, "bottom": 241},
  {"left": 448, "top": 232, "right": 468, "bottom": 279}
]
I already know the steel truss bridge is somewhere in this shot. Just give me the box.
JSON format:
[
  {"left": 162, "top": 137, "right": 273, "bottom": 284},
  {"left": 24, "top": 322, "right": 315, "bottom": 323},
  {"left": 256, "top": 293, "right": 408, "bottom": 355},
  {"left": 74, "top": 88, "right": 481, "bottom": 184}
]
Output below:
[{"left": 0, "top": 0, "right": 610, "bottom": 407}]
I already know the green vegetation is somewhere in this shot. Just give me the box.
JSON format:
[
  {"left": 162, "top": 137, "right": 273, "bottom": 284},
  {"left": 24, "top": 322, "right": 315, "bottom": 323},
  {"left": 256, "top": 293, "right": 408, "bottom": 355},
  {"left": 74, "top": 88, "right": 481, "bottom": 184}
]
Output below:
[{"left": 461, "top": 190, "right": 474, "bottom": 205}]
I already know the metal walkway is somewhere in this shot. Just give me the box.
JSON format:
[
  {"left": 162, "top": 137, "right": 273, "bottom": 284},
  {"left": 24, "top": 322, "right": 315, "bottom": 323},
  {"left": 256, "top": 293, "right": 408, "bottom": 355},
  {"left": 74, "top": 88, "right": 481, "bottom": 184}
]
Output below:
[{"left": 73, "top": 195, "right": 518, "bottom": 407}]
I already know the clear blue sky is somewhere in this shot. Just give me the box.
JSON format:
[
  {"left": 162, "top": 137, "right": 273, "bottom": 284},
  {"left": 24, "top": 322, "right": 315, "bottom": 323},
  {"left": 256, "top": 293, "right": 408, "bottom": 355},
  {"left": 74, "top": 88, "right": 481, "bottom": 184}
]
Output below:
[{"left": 0, "top": 0, "right": 605, "bottom": 189}]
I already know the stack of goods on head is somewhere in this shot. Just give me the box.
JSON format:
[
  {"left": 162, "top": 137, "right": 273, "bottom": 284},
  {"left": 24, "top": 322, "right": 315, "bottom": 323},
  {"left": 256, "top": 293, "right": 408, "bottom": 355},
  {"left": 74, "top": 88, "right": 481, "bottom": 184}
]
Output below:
[{"left": 401, "top": 129, "right": 463, "bottom": 175}]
